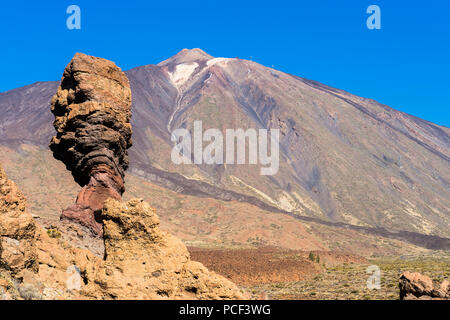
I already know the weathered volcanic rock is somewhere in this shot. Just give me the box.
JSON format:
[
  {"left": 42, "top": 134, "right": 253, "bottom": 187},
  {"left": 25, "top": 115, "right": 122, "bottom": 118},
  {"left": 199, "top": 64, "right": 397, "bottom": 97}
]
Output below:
[
  {"left": 0, "top": 166, "right": 244, "bottom": 300},
  {"left": 0, "top": 164, "right": 37, "bottom": 276},
  {"left": 49, "top": 53, "right": 132, "bottom": 235},
  {"left": 81, "top": 198, "right": 244, "bottom": 299},
  {"left": 399, "top": 271, "right": 449, "bottom": 300}
]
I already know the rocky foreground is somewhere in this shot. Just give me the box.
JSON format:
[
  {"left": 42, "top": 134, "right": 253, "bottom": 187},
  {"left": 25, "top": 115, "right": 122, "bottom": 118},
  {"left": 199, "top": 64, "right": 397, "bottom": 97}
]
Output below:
[{"left": 0, "top": 163, "right": 244, "bottom": 299}]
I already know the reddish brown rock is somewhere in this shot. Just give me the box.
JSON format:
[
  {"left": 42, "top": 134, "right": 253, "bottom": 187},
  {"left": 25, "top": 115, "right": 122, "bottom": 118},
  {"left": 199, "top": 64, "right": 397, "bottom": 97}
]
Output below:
[
  {"left": 399, "top": 272, "right": 433, "bottom": 300},
  {"left": 49, "top": 53, "right": 132, "bottom": 236},
  {"left": 399, "top": 272, "right": 449, "bottom": 300}
]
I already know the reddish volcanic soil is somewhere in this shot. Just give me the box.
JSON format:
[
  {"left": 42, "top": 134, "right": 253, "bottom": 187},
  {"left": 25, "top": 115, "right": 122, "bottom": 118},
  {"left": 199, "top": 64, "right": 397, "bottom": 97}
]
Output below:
[{"left": 188, "top": 246, "right": 367, "bottom": 286}]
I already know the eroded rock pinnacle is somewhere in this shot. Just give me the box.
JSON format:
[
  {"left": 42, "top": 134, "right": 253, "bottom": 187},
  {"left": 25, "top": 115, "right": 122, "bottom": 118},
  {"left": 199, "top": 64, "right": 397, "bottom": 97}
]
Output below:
[{"left": 49, "top": 53, "right": 133, "bottom": 235}]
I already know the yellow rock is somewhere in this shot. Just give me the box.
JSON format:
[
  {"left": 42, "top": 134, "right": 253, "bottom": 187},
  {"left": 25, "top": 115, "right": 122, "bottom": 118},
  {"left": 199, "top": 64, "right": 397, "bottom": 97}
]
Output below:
[{"left": 0, "top": 163, "right": 244, "bottom": 300}]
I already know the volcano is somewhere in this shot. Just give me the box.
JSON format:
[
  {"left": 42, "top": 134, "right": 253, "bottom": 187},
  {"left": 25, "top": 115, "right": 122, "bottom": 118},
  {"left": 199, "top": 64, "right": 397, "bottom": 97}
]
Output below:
[{"left": 0, "top": 49, "right": 448, "bottom": 251}]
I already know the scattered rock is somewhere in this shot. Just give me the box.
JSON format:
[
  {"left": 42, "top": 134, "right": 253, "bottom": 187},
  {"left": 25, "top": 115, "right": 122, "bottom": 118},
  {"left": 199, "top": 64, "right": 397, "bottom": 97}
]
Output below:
[
  {"left": 39, "top": 217, "right": 105, "bottom": 258},
  {"left": 0, "top": 278, "right": 9, "bottom": 289},
  {"left": 399, "top": 271, "right": 448, "bottom": 300},
  {"left": 440, "top": 279, "right": 449, "bottom": 296},
  {"left": 18, "top": 283, "right": 42, "bottom": 300}
]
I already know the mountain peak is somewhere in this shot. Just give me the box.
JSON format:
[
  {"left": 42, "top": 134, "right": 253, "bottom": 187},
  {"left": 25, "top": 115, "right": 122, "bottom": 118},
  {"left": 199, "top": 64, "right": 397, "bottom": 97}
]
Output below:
[{"left": 158, "top": 48, "right": 213, "bottom": 66}]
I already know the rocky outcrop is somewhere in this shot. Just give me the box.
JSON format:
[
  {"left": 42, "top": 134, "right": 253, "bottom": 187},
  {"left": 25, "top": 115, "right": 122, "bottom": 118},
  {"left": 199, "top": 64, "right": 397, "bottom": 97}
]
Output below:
[
  {"left": 49, "top": 53, "right": 133, "bottom": 236},
  {"left": 0, "top": 163, "right": 96, "bottom": 299},
  {"left": 0, "top": 163, "right": 243, "bottom": 300},
  {"left": 399, "top": 272, "right": 449, "bottom": 300},
  {"left": 0, "top": 165, "right": 37, "bottom": 276},
  {"left": 82, "top": 199, "right": 244, "bottom": 299}
]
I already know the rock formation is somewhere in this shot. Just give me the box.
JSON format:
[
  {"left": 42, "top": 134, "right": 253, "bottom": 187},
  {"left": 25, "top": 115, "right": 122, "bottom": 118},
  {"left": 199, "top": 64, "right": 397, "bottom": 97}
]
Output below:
[
  {"left": 0, "top": 165, "right": 38, "bottom": 277},
  {"left": 49, "top": 53, "right": 132, "bottom": 236},
  {"left": 0, "top": 162, "right": 243, "bottom": 300},
  {"left": 399, "top": 272, "right": 449, "bottom": 300},
  {"left": 0, "top": 54, "right": 244, "bottom": 300},
  {"left": 83, "top": 198, "right": 244, "bottom": 299}
]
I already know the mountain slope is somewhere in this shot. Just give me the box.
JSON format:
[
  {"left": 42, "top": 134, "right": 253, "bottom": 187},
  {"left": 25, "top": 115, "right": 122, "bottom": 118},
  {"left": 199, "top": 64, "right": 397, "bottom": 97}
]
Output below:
[
  {"left": 0, "top": 48, "right": 448, "bottom": 239},
  {"left": 0, "top": 144, "right": 437, "bottom": 254}
]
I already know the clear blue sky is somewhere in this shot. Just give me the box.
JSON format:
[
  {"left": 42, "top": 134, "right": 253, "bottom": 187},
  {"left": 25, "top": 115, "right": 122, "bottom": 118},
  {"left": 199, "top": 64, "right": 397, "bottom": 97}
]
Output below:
[{"left": 1, "top": 0, "right": 449, "bottom": 126}]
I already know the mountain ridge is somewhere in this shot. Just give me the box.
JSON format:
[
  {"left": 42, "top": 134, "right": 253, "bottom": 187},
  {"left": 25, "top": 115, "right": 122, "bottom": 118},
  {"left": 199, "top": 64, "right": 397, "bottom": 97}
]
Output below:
[{"left": 0, "top": 49, "right": 448, "bottom": 241}]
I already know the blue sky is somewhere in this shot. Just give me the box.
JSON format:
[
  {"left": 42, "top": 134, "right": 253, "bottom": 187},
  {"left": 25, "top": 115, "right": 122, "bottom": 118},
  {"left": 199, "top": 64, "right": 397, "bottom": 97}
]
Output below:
[{"left": 1, "top": 0, "right": 449, "bottom": 126}]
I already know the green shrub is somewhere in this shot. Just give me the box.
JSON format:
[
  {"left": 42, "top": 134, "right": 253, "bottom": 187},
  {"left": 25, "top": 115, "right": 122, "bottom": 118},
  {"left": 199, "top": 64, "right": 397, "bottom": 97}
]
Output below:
[{"left": 46, "top": 229, "right": 62, "bottom": 239}]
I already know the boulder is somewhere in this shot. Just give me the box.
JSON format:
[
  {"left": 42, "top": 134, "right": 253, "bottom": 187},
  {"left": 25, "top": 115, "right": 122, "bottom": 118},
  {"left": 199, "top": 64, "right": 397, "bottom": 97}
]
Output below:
[{"left": 399, "top": 271, "right": 448, "bottom": 300}]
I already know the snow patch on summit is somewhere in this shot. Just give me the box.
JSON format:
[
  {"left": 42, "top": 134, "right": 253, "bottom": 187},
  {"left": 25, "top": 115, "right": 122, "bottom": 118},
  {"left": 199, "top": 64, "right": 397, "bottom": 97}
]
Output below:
[
  {"left": 207, "top": 58, "right": 230, "bottom": 67},
  {"left": 168, "top": 62, "right": 199, "bottom": 87}
]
